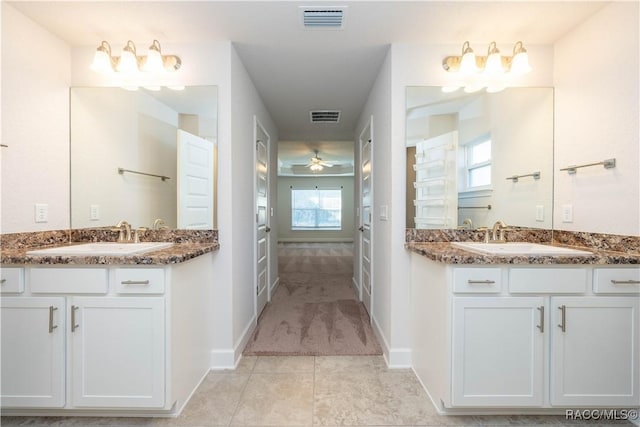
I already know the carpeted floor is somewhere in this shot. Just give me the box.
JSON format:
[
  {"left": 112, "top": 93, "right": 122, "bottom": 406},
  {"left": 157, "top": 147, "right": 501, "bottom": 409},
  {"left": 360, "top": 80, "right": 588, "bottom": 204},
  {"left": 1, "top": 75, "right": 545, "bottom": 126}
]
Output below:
[{"left": 243, "top": 242, "right": 382, "bottom": 356}]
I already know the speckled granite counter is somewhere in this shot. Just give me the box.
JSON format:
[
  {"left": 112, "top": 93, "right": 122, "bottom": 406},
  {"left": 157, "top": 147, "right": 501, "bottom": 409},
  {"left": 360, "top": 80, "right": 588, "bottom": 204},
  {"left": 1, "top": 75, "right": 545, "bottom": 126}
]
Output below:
[
  {"left": 405, "top": 241, "right": 640, "bottom": 265},
  {"left": 1, "top": 241, "right": 219, "bottom": 265},
  {"left": 1, "top": 228, "right": 219, "bottom": 265}
]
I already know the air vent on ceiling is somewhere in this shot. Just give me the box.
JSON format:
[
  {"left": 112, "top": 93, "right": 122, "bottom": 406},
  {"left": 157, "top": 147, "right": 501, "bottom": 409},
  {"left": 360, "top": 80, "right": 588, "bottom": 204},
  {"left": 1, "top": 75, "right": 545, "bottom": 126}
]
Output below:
[
  {"left": 300, "top": 7, "right": 346, "bottom": 30},
  {"left": 310, "top": 110, "right": 341, "bottom": 123}
]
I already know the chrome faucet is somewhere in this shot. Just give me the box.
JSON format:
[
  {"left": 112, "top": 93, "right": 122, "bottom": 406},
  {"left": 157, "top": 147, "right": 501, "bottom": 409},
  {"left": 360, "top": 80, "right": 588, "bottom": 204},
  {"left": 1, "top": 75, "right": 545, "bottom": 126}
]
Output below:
[
  {"left": 461, "top": 218, "right": 473, "bottom": 230},
  {"left": 115, "top": 220, "right": 132, "bottom": 242},
  {"left": 491, "top": 220, "right": 508, "bottom": 242}
]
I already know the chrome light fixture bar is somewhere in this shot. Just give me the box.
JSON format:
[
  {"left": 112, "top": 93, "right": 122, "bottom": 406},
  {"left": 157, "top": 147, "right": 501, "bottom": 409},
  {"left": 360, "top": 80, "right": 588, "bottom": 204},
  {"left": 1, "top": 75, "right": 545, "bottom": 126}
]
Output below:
[
  {"left": 91, "top": 39, "right": 182, "bottom": 74},
  {"left": 442, "top": 41, "right": 531, "bottom": 93}
]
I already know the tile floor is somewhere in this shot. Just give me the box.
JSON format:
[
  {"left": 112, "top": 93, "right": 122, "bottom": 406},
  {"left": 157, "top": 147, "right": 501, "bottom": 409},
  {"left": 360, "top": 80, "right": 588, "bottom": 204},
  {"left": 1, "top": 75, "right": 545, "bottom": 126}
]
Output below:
[{"left": 0, "top": 356, "right": 634, "bottom": 426}]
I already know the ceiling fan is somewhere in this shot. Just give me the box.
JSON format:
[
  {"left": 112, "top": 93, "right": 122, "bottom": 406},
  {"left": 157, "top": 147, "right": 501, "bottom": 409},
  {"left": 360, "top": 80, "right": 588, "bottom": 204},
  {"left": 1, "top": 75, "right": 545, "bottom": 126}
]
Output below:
[{"left": 306, "top": 150, "right": 333, "bottom": 171}]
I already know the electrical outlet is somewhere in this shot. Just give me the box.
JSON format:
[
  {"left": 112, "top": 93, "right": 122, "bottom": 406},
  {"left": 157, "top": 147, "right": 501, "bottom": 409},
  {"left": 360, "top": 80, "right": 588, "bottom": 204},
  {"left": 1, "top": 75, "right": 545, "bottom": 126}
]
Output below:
[
  {"left": 34, "top": 204, "right": 48, "bottom": 223},
  {"left": 535, "top": 205, "right": 544, "bottom": 222},
  {"left": 562, "top": 204, "right": 573, "bottom": 223},
  {"left": 90, "top": 204, "right": 100, "bottom": 221}
]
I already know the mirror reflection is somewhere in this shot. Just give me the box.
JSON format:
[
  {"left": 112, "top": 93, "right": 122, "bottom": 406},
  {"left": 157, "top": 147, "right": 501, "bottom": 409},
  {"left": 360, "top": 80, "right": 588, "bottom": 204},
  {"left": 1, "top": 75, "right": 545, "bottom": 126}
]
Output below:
[
  {"left": 406, "top": 87, "right": 553, "bottom": 230},
  {"left": 70, "top": 86, "right": 218, "bottom": 230}
]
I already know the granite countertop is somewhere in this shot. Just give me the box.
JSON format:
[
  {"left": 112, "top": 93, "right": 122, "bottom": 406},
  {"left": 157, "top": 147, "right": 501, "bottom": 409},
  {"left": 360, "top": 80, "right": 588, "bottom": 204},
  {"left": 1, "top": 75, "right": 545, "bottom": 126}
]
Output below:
[
  {"left": 405, "top": 242, "right": 640, "bottom": 265},
  {"left": 1, "top": 241, "right": 220, "bottom": 266}
]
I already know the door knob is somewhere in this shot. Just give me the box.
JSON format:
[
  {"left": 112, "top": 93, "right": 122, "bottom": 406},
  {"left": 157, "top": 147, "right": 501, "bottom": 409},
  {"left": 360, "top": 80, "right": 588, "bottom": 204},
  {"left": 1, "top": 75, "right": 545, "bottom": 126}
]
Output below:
[
  {"left": 265, "top": 226, "right": 271, "bottom": 232},
  {"left": 358, "top": 226, "right": 364, "bottom": 232}
]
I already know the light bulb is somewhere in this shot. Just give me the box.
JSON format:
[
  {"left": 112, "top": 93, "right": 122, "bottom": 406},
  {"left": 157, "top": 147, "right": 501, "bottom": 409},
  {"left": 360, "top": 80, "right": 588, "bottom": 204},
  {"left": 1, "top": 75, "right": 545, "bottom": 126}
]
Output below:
[
  {"left": 142, "top": 40, "right": 164, "bottom": 72},
  {"left": 117, "top": 40, "right": 139, "bottom": 73},
  {"left": 90, "top": 41, "right": 114, "bottom": 73},
  {"left": 459, "top": 41, "right": 478, "bottom": 75},
  {"left": 510, "top": 41, "right": 532, "bottom": 75},
  {"left": 484, "top": 42, "right": 503, "bottom": 76}
]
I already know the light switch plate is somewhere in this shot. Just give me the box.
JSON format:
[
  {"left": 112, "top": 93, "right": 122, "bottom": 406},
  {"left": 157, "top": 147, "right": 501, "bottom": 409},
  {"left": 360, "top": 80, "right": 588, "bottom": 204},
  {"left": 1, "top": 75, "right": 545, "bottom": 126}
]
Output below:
[
  {"left": 90, "top": 204, "right": 100, "bottom": 221},
  {"left": 562, "top": 204, "right": 573, "bottom": 223},
  {"left": 34, "top": 204, "right": 48, "bottom": 223},
  {"left": 380, "top": 205, "right": 388, "bottom": 221},
  {"left": 535, "top": 205, "right": 544, "bottom": 222}
]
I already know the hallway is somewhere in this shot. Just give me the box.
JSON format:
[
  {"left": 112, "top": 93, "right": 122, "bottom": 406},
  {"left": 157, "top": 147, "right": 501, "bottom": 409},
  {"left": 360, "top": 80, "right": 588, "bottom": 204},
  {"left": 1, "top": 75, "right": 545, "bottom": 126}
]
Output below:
[{"left": 244, "top": 243, "right": 381, "bottom": 356}]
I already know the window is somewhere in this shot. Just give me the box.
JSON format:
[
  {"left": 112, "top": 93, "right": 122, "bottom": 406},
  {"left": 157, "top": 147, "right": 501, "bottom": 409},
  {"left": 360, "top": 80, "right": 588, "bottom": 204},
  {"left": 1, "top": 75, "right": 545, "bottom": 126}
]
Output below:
[
  {"left": 465, "top": 136, "right": 492, "bottom": 189},
  {"left": 291, "top": 188, "right": 342, "bottom": 230}
]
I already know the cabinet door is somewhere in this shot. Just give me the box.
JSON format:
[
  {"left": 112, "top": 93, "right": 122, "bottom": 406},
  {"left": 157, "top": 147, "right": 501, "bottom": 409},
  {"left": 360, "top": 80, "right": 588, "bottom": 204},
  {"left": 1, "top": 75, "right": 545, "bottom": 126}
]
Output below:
[
  {"left": 452, "top": 297, "right": 545, "bottom": 407},
  {"left": 1, "top": 297, "right": 65, "bottom": 408},
  {"left": 551, "top": 296, "right": 639, "bottom": 407},
  {"left": 70, "top": 297, "right": 165, "bottom": 408}
]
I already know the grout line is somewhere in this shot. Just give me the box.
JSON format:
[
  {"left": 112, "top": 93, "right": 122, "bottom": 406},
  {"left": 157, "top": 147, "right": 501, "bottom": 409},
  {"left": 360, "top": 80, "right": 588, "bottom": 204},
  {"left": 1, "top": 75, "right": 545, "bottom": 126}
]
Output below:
[{"left": 227, "top": 357, "right": 256, "bottom": 426}]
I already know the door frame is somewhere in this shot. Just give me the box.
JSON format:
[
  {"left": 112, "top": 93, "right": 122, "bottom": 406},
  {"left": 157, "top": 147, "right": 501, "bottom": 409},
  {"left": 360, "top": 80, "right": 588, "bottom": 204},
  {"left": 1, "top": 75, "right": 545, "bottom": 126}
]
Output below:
[
  {"left": 357, "top": 116, "right": 373, "bottom": 316},
  {"left": 253, "top": 116, "right": 271, "bottom": 320}
]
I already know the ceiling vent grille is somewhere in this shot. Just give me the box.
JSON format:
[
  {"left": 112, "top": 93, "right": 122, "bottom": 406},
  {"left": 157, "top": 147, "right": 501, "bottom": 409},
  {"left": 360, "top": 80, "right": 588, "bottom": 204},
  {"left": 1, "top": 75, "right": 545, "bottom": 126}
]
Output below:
[
  {"left": 301, "top": 7, "right": 346, "bottom": 29},
  {"left": 310, "top": 110, "right": 341, "bottom": 123}
]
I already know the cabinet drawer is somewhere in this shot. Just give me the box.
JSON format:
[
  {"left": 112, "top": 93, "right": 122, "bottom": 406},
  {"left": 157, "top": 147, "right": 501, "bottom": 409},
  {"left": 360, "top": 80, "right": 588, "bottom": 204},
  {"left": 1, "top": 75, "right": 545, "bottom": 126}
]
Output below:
[
  {"left": 593, "top": 268, "right": 640, "bottom": 294},
  {"left": 114, "top": 268, "right": 165, "bottom": 294},
  {"left": 30, "top": 268, "right": 108, "bottom": 294},
  {"left": 509, "top": 268, "right": 587, "bottom": 293},
  {"left": 453, "top": 268, "right": 502, "bottom": 293},
  {"left": 1, "top": 268, "right": 24, "bottom": 294}
]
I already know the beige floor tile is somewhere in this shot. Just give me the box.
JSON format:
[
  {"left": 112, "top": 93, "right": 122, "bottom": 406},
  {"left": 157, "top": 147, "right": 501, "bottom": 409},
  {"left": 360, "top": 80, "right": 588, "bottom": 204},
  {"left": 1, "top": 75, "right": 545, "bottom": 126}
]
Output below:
[
  {"left": 169, "top": 372, "right": 250, "bottom": 426},
  {"left": 314, "top": 355, "right": 389, "bottom": 375},
  {"left": 253, "top": 356, "right": 315, "bottom": 373},
  {"left": 314, "top": 372, "right": 435, "bottom": 426},
  {"left": 231, "top": 373, "right": 313, "bottom": 426},
  {"left": 231, "top": 355, "right": 258, "bottom": 374}
]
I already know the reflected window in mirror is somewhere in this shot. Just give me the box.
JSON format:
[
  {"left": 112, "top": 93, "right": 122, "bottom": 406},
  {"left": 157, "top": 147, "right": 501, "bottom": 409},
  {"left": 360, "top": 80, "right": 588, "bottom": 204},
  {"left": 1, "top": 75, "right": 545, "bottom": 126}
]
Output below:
[{"left": 464, "top": 135, "right": 492, "bottom": 190}]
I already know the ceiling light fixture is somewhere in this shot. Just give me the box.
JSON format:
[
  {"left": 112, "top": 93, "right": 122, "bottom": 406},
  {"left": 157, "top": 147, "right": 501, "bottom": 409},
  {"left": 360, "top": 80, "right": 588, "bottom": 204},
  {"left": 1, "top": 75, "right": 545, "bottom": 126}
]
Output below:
[
  {"left": 442, "top": 41, "right": 531, "bottom": 93},
  {"left": 90, "top": 39, "right": 182, "bottom": 74},
  {"left": 309, "top": 163, "right": 324, "bottom": 172}
]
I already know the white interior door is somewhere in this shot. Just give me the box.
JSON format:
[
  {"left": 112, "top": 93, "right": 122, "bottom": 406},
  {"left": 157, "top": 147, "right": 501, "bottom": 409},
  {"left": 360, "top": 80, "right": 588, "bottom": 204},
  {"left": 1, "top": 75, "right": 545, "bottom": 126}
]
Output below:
[
  {"left": 359, "top": 118, "right": 373, "bottom": 315},
  {"left": 255, "top": 118, "right": 270, "bottom": 318},
  {"left": 177, "top": 129, "right": 214, "bottom": 229}
]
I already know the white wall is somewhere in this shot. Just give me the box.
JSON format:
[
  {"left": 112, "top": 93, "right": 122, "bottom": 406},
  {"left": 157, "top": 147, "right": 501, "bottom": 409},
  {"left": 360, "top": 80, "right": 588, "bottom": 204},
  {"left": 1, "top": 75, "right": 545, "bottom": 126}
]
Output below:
[
  {"left": 229, "top": 45, "right": 279, "bottom": 366},
  {"left": 553, "top": 1, "right": 639, "bottom": 236},
  {"left": 1, "top": 3, "right": 71, "bottom": 233},
  {"left": 277, "top": 176, "right": 355, "bottom": 242}
]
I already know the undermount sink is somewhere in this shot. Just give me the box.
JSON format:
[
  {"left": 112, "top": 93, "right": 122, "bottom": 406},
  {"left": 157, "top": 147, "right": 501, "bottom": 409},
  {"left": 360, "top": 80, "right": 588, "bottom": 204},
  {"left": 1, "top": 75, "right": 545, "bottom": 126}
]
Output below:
[
  {"left": 451, "top": 242, "right": 592, "bottom": 256},
  {"left": 26, "top": 242, "right": 173, "bottom": 256}
]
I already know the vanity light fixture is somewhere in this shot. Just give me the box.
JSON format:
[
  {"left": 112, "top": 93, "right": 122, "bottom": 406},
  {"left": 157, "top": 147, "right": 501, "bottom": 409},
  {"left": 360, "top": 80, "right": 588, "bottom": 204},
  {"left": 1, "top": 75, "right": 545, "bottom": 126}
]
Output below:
[
  {"left": 442, "top": 41, "right": 531, "bottom": 93},
  {"left": 90, "top": 39, "right": 182, "bottom": 74}
]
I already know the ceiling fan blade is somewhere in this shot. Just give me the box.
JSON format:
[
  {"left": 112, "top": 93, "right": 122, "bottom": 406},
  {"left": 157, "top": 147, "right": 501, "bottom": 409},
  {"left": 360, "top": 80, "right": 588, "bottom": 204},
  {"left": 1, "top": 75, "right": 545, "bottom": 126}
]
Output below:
[{"left": 319, "top": 162, "right": 333, "bottom": 167}]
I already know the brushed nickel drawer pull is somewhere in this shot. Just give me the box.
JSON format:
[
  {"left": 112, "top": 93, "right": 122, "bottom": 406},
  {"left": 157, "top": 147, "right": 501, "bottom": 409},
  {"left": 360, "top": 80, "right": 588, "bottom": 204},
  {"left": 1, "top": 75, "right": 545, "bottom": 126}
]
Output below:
[
  {"left": 467, "top": 280, "right": 496, "bottom": 285},
  {"left": 48, "top": 306, "right": 58, "bottom": 333},
  {"left": 121, "top": 280, "right": 150, "bottom": 285},
  {"left": 536, "top": 306, "right": 544, "bottom": 333},
  {"left": 558, "top": 305, "right": 566, "bottom": 332},
  {"left": 71, "top": 305, "right": 79, "bottom": 332},
  {"left": 611, "top": 280, "right": 640, "bottom": 285}
]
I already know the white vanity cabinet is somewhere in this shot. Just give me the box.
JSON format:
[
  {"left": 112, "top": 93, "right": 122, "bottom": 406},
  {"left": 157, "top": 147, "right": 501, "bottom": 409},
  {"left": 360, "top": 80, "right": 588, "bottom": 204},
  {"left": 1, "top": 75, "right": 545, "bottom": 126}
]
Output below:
[
  {"left": 0, "top": 297, "right": 66, "bottom": 408},
  {"left": 550, "top": 296, "right": 638, "bottom": 407},
  {"left": 1, "top": 253, "right": 214, "bottom": 416},
  {"left": 410, "top": 254, "right": 640, "bottom": 413},
  {"left": 69, "top": 296, "right": 165, "bottom": 408}
]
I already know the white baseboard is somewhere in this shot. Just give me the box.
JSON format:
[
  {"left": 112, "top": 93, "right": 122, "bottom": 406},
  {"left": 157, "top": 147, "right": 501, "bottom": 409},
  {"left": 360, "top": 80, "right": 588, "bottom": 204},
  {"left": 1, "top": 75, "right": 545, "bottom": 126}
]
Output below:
[
  {"left": 270, "top": 276, "right": 280, "bottom": 297},
  {"left": 278, "top": 238, "right": 354, "bottom": 243},
  {"left": 371, "top": 314, "right": 412, "bottom": 369},
  {"left": 210, "top": 349, "right": 235, "bottom": 369},
  {"left": 351, "top": 276, "right": 360, "bottom": 298},
  {"left": 210, "top": 315, "right": 257, "bottom": 370}
]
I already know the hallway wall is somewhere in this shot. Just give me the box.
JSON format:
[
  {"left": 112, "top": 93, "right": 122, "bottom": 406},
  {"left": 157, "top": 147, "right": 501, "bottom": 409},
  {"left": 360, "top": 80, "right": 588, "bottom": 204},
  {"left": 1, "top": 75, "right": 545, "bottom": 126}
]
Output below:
[{"left": 277, "top": 176, "right": 355, "bottom": 242}]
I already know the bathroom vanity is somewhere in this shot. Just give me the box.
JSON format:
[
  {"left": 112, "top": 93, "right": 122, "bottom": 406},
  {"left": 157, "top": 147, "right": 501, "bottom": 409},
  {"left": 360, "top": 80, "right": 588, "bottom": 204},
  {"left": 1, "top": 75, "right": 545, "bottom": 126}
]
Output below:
[
  {"left": 0, "top": 238, "right": 218, "bottom": 417},
  {"left": 407, "top": 241, "right": 640, "bottom": 414}
]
